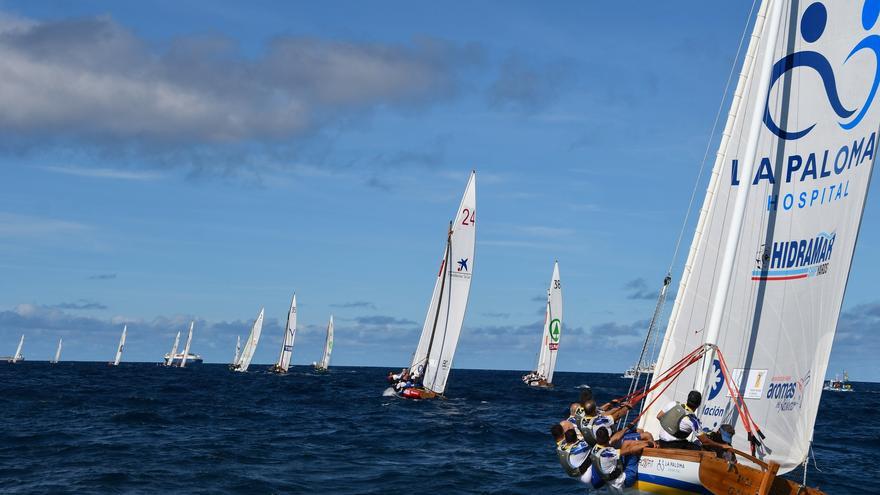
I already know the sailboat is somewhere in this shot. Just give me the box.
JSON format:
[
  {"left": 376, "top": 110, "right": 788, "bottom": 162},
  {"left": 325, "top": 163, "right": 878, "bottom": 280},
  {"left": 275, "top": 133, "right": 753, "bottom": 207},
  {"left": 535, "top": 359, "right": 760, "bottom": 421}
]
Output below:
[
  {"left": 164, "top": 331, "right": 181, "bottom": 366},
  {"left": 232, "top": 335, "right": 241, "bottom": 367},
  {"left": 522, "top": 261, "right": 562, "bottom": 388},
  {"left": 314, "top": 315, "right": 333, "bottom": 372},
  {"left": 4, "top": 335, "right": 25, "bottom": 363},
  {"left": 270, "top": 294, "right": 297, "bottom": 374},
  {"left": 388, "top": 171, "right": 476, "bottom": 400},
  {"left": 51, "top": 338, "right": 62, "bottom": 364},
  {"left": 625, "top": 1, "right": 877, "bottom": 493},
  {"left": 230, "top": 308, "right": 263, "bottom": 372},
  {"left": 110, "top": 325, "right": 126, "bottom": 366}
]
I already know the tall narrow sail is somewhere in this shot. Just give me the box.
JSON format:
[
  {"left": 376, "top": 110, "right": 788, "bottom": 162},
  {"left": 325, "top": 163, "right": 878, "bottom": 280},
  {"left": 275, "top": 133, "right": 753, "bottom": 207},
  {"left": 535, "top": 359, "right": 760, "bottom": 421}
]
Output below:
[
  {"left": 409, "top": 171, "right": 476, "bottom": 395},
  {"left": 166, "top": 331, "right": 181, "bottom": 366},
  {"left": 317, "top": 315, "right": 333, "bottom": 370},
  {"left": 233, "top": 335, "right": 241, "bottom": 365},
  {"left": 642, "top": 0, "right": 879, "bottom": 474},
  {"left": 11, "top": 335, "right": 24, "bottom": 363},
  {"left": 52, "top": 337, "right": 62, "bottom": 364},
  {"left": 529, "top": 261, "right": 563, "bottom": 385},
  {"left": 180, "top": 321, "right": 194, "bottom": 368},
  {"left": 112, "top": 325, "right": 126, "bottom": 366},
  {"left": 273, "top": 294, "right": 297, "bottom": 372},
  {"left": 234, "top": 308, "right": 263, "bottom": 372}
]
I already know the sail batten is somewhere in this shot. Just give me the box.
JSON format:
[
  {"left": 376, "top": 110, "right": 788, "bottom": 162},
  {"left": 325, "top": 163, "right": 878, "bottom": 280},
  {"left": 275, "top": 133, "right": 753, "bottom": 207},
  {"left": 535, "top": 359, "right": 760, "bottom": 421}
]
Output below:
[{"left": 642, "top": 0, "right": 879, "bottom": 474}]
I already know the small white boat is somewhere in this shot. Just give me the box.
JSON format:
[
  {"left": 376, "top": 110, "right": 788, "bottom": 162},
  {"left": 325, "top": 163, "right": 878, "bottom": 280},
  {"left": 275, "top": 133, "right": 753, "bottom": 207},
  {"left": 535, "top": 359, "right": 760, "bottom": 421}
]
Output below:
[
  {"left": 823, "top": 371, "right": 854, "bottom": 392},
  {"left": 314, "top": 315, "right": 333, "bottom": 372},
  {"left": 231, "top": 308, "right": 263, "bottom": 372},
  {"left": 3, "top": 335, "right": 25, "bottom": 363},
  {"left": 270, "top": 294, "right": 297, "bottom": 374},
  {"left": 110, "top": 326, "right": 126, "bottom": 366},
  {"left": 522, "top": 261, "right": 562, "bottom": 388}
]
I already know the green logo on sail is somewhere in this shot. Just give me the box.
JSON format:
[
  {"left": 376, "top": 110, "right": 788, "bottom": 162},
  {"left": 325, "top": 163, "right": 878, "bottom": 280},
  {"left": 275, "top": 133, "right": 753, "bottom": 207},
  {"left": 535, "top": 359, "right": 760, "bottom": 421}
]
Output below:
[{"left": 549, "top": 319, "right": 561, "bottom": 342}]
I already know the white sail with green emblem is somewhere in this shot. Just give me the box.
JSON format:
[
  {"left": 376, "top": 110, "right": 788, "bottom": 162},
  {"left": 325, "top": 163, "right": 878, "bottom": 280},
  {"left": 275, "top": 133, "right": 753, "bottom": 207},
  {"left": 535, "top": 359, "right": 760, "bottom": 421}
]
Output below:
[{"left": 535, "top": 261, "right": 563, "bottom": 384}]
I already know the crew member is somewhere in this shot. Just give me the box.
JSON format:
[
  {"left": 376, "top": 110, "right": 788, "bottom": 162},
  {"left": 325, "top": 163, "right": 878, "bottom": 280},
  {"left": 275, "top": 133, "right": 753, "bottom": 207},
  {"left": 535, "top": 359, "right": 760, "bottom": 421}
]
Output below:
[
  {"left": 551, "top": 425, "right": 592, "bottom": 480},
  {"left": 656, "top": 391, "right": 730, "bottom": 452},
  {"left": 587, "top": 426, "right": 652, "bottom": 493}
]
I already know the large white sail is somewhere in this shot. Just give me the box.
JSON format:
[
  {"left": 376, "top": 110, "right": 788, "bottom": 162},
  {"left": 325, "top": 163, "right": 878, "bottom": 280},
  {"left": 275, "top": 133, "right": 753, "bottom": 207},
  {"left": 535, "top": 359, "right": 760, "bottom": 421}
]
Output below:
[
  {"left": 12, "top": 334, "right": 24, "bottom": 363},
  {"left": 275, "top": 294, "right": 297, "bottom": 372},
  {"left": 113, "top": 325, "right": 126, "bottom": 366},
  {"left": 166, "top": 331, "right": 181, "bottom": 366},
  {"left": 235, "top": 308, "right": 263, "bottom": 372},
  {"left": 52, "top": 337, "right": 62, "bottom": 364},
  {"left": 180, "top": 321, "right": 194, "bottom": 368},
  {"left": 318, "top": 315, "right": 333, "bottom": 370},
  {"left": 642, "top": 0, "right": 879, "bottom": 473},
  {"left": 534, "top": 261, "right": 562, "bottom": 383},
  {"left": 410, "top": 171, "right": 476, "bottom": 394}
]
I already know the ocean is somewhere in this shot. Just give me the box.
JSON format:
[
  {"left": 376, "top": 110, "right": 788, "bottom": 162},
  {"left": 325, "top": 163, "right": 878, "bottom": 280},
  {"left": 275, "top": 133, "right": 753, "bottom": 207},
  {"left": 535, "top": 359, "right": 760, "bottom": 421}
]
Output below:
[{"left": 0, "top": 363, "right": 873, "bottom": 494}]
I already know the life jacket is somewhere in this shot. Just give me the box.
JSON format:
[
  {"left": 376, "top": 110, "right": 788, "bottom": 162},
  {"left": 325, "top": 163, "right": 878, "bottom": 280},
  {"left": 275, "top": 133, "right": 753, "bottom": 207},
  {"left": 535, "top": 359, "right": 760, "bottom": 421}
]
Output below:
[
  {"left": 590, "top": 445, "right": 624, "bottom": 484},
  {"left": 660, "top": 403, "right": 697, "bottom": 440},
  {"left": 556, "top": 441, "right": 590, "bottom": 477},
  {"left": 577, "top": 415, "right": 597, "bottom": 445}
]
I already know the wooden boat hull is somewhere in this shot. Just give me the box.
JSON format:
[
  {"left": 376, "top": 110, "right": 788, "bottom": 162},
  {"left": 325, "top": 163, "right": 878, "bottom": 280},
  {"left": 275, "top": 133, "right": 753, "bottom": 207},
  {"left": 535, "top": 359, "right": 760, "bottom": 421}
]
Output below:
[{"left": 635, "top": 448, "right": 826, "bottom": 495}]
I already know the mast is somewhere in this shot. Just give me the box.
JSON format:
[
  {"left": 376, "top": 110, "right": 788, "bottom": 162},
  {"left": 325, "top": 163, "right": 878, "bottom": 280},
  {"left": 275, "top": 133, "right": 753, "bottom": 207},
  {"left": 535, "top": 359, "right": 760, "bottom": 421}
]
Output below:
[
  {"left": 422, "top": 221, "right": 453, "bottom": 384},
  {"left": 167, "top": 331, "right": 181, "bottom": 366},
  {"left": 695, "top": 0, "right": 785, "bottom": 397},
  {"left": 180, "top": 321, "right": 194, "bottom": 368}
]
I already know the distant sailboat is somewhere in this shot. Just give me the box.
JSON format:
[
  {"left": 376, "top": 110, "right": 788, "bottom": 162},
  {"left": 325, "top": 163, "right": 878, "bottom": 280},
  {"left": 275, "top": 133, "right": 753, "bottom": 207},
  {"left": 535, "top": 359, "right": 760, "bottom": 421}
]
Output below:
[
  {"left": 111, "top": 325, "right": 126, "bottom": 366},
  {"left": 51, "top": 338, "right": 62, "bottom": 364},
  {"left": 164, "top": 331, "right": 181, "bottom": 366},
  {"left": 4, "top": 335, "right": 25, "bottom": 363},
  {"left": 233, "top": 335, "right": 241, "bottom": 366},
  {"left": 314, "top": 315, "right": 333, "bottom": 372},
  {"left": 522, "top": 261, "right": 562, "bottom": 388},
  {"left": 270, "top": 294, "right": 297, "bottom": 374},
  {"left": 390, "top": 171, "right": 476, "bottom": 400},
  {"left": 231, "top": 308, "right": 263, "bottom": 372}
]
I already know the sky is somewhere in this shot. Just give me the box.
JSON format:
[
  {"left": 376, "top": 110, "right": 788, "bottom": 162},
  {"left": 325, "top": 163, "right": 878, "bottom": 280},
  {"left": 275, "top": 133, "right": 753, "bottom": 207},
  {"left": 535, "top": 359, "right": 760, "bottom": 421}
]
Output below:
[{"left": 1, "top": 1, "right": 879, "bottom": 380}]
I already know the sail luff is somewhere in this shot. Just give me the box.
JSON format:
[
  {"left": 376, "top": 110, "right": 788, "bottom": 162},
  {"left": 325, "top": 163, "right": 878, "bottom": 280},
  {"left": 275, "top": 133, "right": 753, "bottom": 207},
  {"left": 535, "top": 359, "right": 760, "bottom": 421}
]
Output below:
[
  {"left": 180, "top": 321, "right": 194, "bottom": 368},
  {"left": 695, "top": 0, "right": 785, "bottom": 397}
]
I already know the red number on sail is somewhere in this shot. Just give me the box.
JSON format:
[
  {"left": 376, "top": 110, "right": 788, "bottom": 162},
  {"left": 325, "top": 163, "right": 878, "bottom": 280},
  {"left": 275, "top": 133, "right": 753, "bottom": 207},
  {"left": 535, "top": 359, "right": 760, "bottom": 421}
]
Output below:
[{"left": 461, "top": 208, "right": 475, "bottom": 226}]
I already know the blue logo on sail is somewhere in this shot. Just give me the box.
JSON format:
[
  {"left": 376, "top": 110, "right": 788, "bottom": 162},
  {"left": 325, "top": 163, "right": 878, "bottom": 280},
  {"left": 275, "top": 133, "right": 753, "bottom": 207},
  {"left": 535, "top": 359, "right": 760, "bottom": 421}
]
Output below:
[{"left": 764, "top": 1, "right": 880, "bottom": 139}]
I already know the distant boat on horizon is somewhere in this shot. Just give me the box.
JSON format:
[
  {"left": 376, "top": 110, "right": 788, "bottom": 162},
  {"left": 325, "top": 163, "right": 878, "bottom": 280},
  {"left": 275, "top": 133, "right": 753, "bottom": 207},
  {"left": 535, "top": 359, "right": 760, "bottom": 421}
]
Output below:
[
  {"left": 522, "top": 261, "right": 562, "bottom": 389},
  {"left": 109, "top": 325, "right": 126, "bottom": 366},
  {"left": 269, "top": 294, "right": 297, "bottom": 374},
  {"left": 313, "top": 315, "right": 333, "bottom": 372},
  {"left": 230, "top": 308, "right": 263, "bottom": 372},
  {"left": 2, "top": 335, "right": 25, "bottom": 364},
  {"left": 50, "top": 337, "right": 62, "bottom": 364}
]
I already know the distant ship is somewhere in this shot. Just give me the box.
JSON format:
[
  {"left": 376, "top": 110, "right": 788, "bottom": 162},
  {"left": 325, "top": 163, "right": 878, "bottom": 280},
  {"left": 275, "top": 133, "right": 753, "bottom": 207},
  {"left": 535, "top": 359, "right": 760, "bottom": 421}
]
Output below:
[
  {"left": 823, "top": 371, "right": 854, "bottom": 393},
  {"left": 163, "top": 352, "right": 204, "bottom": 366},
  {"left": 621, "top": 362, "right": 654, "bottom": 379}
]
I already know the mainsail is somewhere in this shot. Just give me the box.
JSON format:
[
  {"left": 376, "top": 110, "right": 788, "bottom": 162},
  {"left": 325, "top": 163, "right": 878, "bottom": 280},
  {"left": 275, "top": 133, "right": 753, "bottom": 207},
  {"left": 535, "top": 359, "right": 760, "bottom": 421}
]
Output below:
[
  {"left": 235, "top": 308, "right": 264, "bottom": 372},
  {"left": 642, "top": 0, "right": 879, "bottom": 474},
  {"left": 534, "top": 261, "right": 563, "bottom": 384},
  {"left": 180, "top": 321, "right": 194, "bottom": 368},
  {"left": 275, "top": 294, "right": 297, "bottom": 372},
  {"left": 52, "top": 337, "right": 62, "bottom": 364},
  {"left": 233, "top": 335, "right": 241, "bottom": 365},
  {"left": 12, "top": 334, "right": 24, "bottom": 363},
  {"left": 113, "top": 325, "right": 126, "bottom": 366},
  {"left": 409, "top": 171, "right": 476, "bottom": 394},
  {"left": 166, "top": 331, "right": 181, "bottom": 366},
  {"left": 318, "top": 315, "right": 333, "bottom": 370}
]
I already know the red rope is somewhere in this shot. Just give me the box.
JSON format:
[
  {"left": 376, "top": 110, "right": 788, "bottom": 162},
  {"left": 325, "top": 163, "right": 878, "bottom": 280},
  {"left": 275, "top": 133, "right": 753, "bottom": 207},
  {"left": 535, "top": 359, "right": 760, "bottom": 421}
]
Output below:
[{"left": 715, "top": 348, "right": 764, "bottom": 455}]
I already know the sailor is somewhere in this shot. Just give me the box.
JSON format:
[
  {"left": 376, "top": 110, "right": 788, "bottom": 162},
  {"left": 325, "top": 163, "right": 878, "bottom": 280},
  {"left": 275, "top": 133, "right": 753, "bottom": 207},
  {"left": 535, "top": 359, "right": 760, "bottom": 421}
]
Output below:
[
  {"left": 578, "top": 400, "right": 653, "bottom": 447},
  {"left": 656, "top": 390, "right": 729, "bottom": 452},
  {"left": 587, "top": 426, "right": 652, "bottom": 493},
  {"left": 551, "top": 424, "right": 592, "bottom": 482},
  {"left": 566, "top": 403, "right": 586, "bottom": 440}
]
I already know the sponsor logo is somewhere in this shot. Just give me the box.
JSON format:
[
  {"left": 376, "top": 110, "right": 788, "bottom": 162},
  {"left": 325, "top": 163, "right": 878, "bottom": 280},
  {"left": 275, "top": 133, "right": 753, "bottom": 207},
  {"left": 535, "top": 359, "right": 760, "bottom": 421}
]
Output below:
[
  {"left": 549, "top": 319, "right": 561, "bottom": 343},
  {"left": 753, "top": 232, "right": 834, "bottom": 281},
  {"left": 639, "top": 458, "right": 655, "bottom": 470},
  {"left": 764, "top": 1, "right": 880, "bottom": 140},
  {"left": 767, "top": 371, "right": 812, "bottom": 412},
  {"left": 656, "top": 459, "right": 686, "bottom": 473},
  {"left": 457, "top": 258, "right": 469, "bottom": 272},
  {"left": 708, "top": 359, "right": 725, "bottom": 400}
]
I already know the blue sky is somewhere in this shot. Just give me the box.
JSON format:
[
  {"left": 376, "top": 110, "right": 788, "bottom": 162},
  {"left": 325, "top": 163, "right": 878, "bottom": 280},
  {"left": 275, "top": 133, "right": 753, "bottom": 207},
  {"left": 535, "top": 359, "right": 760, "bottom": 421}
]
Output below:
[{"left": 1, "top": 1, "right": 879, "bottom": 380}]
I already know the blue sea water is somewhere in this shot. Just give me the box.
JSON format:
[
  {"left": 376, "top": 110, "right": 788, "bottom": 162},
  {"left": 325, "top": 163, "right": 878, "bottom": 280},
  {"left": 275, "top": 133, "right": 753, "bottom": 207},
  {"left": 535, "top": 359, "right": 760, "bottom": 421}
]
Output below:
[{"left": 0, "top": 363, "right": 874, "bottom": 494}]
